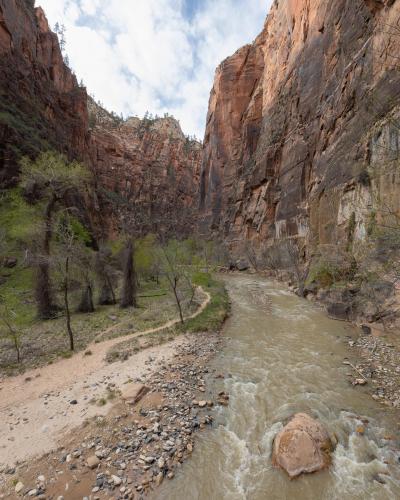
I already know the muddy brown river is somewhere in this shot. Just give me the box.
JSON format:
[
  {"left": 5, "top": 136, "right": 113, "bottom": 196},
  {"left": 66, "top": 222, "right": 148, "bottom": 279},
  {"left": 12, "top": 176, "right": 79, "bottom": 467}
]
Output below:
[{"left": 156, "top": 275, "right": 400, "bottom": 500}]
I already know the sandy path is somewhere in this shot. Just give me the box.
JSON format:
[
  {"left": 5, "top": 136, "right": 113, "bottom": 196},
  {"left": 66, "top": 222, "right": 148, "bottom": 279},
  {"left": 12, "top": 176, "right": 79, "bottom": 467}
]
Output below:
[{"left": 0, "top": 287, "right": 210, "bottom": 468}]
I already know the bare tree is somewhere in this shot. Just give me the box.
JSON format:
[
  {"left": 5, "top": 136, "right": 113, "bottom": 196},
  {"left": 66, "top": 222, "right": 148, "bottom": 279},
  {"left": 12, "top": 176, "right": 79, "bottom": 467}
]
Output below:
[
  {"left": 120, "top": 239, "right": 137, "bottom": 309},
  {"left": 244, "top": 241, "right": 259, "bottom": 271},
  {"left": 76, "top": 245, "right": 95, "bottom": 313},
  {"left": 53, "top": 216, "right": 82, "bottom": 351},
  {"left": 95, "top": 246, "right": 117, "bottom": 305},
  {"left": 0, "top": 299, "right": 23, "bottom": 363},
  {"left": 284, "top": 239, "right": 310, "bottom": 297},
  {"left": 160, "top": 240, "right": 186, "bottom": 324}
]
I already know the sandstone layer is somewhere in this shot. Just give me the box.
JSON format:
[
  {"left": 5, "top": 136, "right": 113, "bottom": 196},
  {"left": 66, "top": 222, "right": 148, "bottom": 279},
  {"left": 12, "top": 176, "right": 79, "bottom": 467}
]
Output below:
[
  {"left": 88, "top": 99, "right": 201, "bottom": 239},
  {"left": 0, "top": 0, "right": 88, "bottom": 187},
  {"left": 0, "top": 0, "right": 201, "bottom": 239},
  {"left": 200, "top": 0, "right": 400, "bottom": 261}
]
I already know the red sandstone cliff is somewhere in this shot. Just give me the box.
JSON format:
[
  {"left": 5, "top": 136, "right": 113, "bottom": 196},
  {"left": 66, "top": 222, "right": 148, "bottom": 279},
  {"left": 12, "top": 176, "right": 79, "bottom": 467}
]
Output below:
[
  {"left": 0, "top": 0, "right": 201, "bottom": 238},
  {"left": 201, "top": 0, "right": 400, "bottom": 261},
  {"left": 0, "top": 0, "right": 88, "bottom": 186},
  {"left": 88, "top": 98, "right": 201, "bottom": 238}
]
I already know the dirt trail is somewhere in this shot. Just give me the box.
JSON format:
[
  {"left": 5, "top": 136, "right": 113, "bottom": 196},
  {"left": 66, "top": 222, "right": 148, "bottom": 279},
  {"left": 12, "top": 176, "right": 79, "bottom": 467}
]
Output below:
[{"left": 0, "top": 287, "right": 210, "bottom": 467}]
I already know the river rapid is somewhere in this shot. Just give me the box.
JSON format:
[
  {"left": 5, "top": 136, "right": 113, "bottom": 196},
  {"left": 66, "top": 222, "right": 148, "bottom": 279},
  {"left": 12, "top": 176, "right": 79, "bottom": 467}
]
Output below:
[{"left": 156, "top": 275, "right": 400, "bottom": 500}]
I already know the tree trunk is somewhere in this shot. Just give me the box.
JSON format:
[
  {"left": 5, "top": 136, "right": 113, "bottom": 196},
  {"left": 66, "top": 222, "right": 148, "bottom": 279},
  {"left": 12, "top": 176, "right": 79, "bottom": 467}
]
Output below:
[
  {"left": 106, "top": 275, "right": 116, "bottom": 304},
  {"left": 36, "top": 195, "right": 57, "bottom": 319},
  {"left": 78, "top": 284, "right": 95, "bottom": 313},
  {"left": 64, "top": 257, "right": 74, "bottom": 351},
  {"left": 120, "top": 239, "right": 137, "bottom": 308},
  {"left": 99, "top": 279, "right": 116, "bottom": 305},
  {"left": 13, "top": 336, "right": 21, "bottom": 363},
  {"left": 172, "top": 278, "right": 184, "bottom": 324}
]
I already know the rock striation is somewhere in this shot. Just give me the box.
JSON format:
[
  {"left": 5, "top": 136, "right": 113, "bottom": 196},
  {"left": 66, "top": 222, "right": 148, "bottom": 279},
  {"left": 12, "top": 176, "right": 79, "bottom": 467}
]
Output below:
[
  {"left": 0, "top": 0, "right": 88, "bottom": 187},
  {"left": 88, "top": 99, "right": 201, "bottom": 238},
  {"left": 0, "top": 0, "right": 201, "bottom": 239},
  {"left": 200, "top": 0, "right": 400, "bottom": 260}
]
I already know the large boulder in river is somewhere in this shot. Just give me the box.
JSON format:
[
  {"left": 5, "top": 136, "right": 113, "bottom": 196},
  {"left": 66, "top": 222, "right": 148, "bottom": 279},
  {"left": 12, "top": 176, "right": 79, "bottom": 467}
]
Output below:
[{"left": 272, "top": 413, "right": 333, "bottom": 479}]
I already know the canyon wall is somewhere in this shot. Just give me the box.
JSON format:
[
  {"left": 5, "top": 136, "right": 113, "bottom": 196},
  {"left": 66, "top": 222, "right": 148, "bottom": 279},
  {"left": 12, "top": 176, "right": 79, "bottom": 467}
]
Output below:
[
  {"left": 88, "top": 99, "right": 201, "bottom": 238},
  {"left": 0, "top": 0, "right": 88, "bottom": 187},
  {"left": 200, "top": 0, "right": 400, "bottom": 261},
  {"left": 0, "top": 0, "right": 201, "bottom": 239}
]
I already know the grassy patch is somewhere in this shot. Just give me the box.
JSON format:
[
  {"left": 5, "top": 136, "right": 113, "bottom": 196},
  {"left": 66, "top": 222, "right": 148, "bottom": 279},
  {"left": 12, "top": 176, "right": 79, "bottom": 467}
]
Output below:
[
  {"left": 105, "top": 274, "right": 229, "bottom": 363},
  {"left": 0, "top": 281, "right": 181, "bottom": 376},
  {"left": 178, "top": 273, "right": 230, "bottom": 333}
]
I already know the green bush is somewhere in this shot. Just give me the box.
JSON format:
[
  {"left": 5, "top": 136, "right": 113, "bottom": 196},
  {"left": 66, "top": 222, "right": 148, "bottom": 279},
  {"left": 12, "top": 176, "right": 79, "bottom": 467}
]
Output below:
[
  {"left": 177, "top": 275, "right": 229, "bottom": 333},
  {"left": 307, "top": 254, "right": 356, "bottom": 288}
]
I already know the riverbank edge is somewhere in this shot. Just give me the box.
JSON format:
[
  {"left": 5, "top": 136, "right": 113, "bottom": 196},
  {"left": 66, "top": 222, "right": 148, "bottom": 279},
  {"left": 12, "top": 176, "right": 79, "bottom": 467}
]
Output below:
[
  {"left": 0, "top": 277, "right": 231, "bottom": 499},
  {"left": 220, "top": 268, "right": 400, "bottom": 413}
]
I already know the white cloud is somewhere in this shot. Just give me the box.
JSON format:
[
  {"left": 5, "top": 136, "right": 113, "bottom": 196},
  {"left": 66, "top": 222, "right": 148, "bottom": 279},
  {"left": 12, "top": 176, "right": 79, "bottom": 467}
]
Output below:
[{"left": 36, "top": 0, "right": 271, "bottom": 138}]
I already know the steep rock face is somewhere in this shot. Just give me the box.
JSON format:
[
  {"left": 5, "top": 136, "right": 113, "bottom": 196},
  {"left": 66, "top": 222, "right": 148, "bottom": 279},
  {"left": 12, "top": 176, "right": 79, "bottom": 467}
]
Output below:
[
  {"left": 0, "top": 0, "right": 88, "bottom": 187},
  {"left": 88, "top": 99, "right": 201, "bottom": 238},
  {"left": 200, "top": 0, "right": 400, "bottom": 259},
  {"left": 0, "top": 0, "right": 201, "bottom": 239}
]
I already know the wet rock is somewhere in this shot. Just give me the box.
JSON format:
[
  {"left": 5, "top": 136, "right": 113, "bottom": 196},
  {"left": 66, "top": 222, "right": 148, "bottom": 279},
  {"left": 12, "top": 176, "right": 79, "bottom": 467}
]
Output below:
[
  {"left": 272, "top": 413, "right": 333, "bottom": 479},
  {"left": 327, "top": 302, "right": 350, "bottom": 321},
  {"left": 353, "top": 379, "right": 367, "bottom": 386}
]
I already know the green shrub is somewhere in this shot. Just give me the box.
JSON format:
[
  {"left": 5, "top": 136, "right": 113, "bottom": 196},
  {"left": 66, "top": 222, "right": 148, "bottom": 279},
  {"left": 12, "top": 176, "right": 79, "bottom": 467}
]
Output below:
[
  {"left": 307, "top": 255, "right": 356, "bottom": 288},
  {"left": 177, "top": 275, "right": 229, "bottom": 333}
]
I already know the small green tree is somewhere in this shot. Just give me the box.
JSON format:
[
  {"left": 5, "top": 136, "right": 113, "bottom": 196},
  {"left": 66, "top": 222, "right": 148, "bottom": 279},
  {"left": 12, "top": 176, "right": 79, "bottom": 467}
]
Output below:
[
  {"left": 159, "top": 240, "right": 193, "bottom": 324},
  {"left": 53, "top": 216, "right": 79, "bottom": 350},
  {"left": 135, "top": 234, "right": 160, "bottom": 284},
  {"left": 20, "top": 152, "right": 90, "bottom": 319}
]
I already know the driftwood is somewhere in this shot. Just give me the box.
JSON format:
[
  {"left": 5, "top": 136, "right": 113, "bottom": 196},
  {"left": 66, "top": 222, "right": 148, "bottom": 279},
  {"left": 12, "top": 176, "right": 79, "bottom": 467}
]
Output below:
[{"left": 343, "top": 360, "right": 368, "bottom": 381}]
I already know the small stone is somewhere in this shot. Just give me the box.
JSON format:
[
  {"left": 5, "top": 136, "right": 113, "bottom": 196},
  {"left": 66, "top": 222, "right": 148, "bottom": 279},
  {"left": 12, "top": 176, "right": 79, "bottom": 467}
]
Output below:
[
  {"left": 155, "top": 472, "right": 164, "bottom": 486},
  {"left": 70, "top": 400, "right": 78, "bottom": 405},
  {"left": 353, "top": 379, "right": 367, "bottom": 386},
  {"left": 198, "top": 401, "right": 207, "bottom": 408},
  {"left": 37, "top": 475, "right": 45, "bottom": 482},
  {"left": 28, "top": 490, "right": 37, "bottom": 497},
  {"left": 112, "top": 475, "right": 122, "bottom": 486},
  {"left": 87, "top": 456, "right": 100, "bottom": 469},
  {"left": 15, "top": 482, "right": 24, "bottom": 493}
]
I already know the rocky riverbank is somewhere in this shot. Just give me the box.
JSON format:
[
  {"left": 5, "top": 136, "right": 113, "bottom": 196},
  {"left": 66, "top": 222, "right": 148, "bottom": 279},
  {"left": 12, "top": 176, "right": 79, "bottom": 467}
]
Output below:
[
  {"left": 343, "top": 328, "right": 400, "bottom": 411},
  {"left": 0, "top": 331, "right": 226, "bottom": 499},
  {"left": 223, "top": 269, "right": 400, "bottom": 415}
]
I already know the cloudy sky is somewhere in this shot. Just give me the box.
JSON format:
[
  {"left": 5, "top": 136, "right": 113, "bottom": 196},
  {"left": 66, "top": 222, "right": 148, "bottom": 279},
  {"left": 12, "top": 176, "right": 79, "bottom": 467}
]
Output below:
[{"left": 36, "top": 0, "right": 271, "bottom": 139}]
